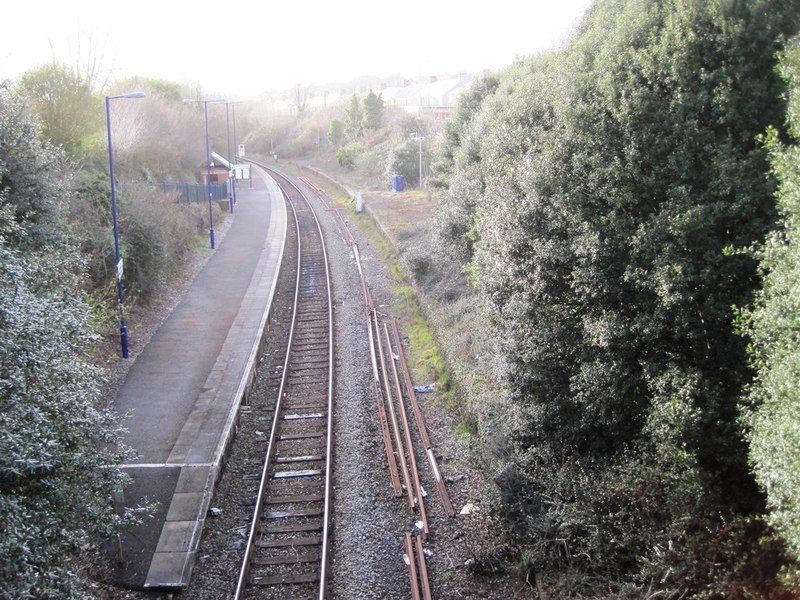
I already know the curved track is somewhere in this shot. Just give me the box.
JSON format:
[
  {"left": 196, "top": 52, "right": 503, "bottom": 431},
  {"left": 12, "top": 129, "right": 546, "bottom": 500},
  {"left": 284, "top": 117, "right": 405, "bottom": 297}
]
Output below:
[{"left": 234, "top": 163, "right": 334, "bottom": 600}]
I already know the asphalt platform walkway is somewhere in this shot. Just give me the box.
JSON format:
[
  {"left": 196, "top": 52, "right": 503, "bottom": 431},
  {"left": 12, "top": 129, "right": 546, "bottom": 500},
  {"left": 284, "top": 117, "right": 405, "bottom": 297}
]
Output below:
[{"left": 111, "top": 171, "right": 286, "bottom": 590}]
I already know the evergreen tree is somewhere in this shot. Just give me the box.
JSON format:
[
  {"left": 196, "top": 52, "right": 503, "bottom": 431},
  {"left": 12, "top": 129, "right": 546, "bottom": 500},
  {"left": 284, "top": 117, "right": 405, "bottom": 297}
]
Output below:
[
  {"left": 344, "top": 94, "right": 363, "bottom": 141},
  {"left": 327, "top": 118, "right": 345, "bottom": 146},
  {"left": 362, "top": 90, "right": 384, "bottom": 130},
  {"left": 437, "top": 0, "right": 800, "bottom": 593},
  {"left": 0, "top": 83, "right": 135, "bottom": 598},
  {"left": 741, "top": 36, "right": 800, "bottom": 566}
]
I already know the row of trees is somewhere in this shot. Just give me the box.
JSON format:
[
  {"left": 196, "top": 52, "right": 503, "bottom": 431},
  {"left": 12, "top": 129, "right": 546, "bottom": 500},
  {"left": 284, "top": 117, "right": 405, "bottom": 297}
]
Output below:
[{"left": 434, "top": 0, "right": 800, "bottom": 596}]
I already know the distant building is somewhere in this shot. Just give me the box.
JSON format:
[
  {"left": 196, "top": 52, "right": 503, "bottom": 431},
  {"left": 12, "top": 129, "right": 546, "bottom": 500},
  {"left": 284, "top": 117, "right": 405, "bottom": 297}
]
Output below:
[
  {"left": 202, "top": 152, "right": 231, "bottom": 185},
  {"left": 307, "top": 91, "right": 347, "bottom": 111},
  {"left": 267, "top": 74, "right": 476, "bottom": 119},
  {"left": 382, "top": 74, "right": 475, "bottom": 119}
]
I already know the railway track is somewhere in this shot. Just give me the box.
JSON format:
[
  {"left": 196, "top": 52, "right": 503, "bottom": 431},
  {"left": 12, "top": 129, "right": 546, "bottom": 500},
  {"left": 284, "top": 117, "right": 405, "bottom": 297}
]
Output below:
[
  {"left": 234, "top": 162, "right": 334, "bottom": 600},
  {"left": 228, "top": 161, "right": 446, "bottom": 599}
]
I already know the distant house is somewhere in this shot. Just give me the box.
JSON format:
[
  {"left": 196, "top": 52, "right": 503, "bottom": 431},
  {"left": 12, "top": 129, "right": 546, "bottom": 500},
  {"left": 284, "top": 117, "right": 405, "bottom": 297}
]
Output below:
[
  {"left": 382, "top": 74, "right": 475, "bottom": 119},
  {"left": 419, "top": 75, "right": 474, "bottom": 118},
  {"left": 268, "top": 73, "right": 475, "bottom": 119},
  {"left": 307, "top": 91, "right": 347, "bottom": 111}
]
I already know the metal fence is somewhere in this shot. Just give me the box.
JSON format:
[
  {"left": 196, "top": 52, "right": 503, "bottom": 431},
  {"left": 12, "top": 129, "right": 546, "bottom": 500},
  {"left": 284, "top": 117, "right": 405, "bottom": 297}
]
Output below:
[{"left": 158, "top": 181, "right": 228, "bottom": 203}]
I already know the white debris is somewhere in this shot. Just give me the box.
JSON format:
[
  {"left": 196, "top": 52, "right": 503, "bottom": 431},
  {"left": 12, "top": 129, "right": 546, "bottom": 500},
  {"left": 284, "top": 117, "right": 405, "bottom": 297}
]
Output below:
[
  {"left": 460, "top": 502, "right": 478, "bottom": 515},
  {"left": 209, "top": 507, "right": 223, "bottom": 517}
]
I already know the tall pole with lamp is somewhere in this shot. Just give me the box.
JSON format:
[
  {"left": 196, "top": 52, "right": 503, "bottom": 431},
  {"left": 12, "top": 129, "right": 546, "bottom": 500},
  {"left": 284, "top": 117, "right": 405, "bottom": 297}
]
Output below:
[
  {"left": 105, "top": 91, "right": 146, "bottom": 359},
  {"left": 225, "top": 102, "right": 233, "bottom": 213},
  {"left": 226, "top": 101, "right": 243, "bottom": 210},
  {"left": 184, "top": 97, "right": 226, "bottom": 249}
]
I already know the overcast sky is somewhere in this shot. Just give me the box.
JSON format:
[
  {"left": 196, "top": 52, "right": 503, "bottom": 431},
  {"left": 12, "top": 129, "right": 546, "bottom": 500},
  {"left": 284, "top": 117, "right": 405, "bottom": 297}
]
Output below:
[{"left": 1, "top": 0, "right": 593, "bottom": 97}]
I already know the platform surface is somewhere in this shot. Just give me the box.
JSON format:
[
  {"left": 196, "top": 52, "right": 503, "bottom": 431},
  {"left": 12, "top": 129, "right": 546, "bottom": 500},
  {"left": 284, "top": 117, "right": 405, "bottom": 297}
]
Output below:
[{"left": 112, "top": 172, "right": 286, "bottom": 589}]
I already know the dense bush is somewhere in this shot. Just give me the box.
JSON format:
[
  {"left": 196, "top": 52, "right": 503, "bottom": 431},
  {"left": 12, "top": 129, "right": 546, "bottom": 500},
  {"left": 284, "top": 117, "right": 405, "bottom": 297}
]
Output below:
[
  {"left": 386, "top": 139, "right": 423, "bottom": 187},
  {"left": 336, "top": 142, "right": 362, "bottom": 169},
  {"left": 435, "top": 0, "right": 800, "bottom": 594},
  {"left": 116, "top": 182, "right": 205, "bottom": 300},
  {"left": 741, "top": 36, "right": 800, "bottom": 571},
  {"left": 0, "top": 83, "right": 136, "bottom": 598}
]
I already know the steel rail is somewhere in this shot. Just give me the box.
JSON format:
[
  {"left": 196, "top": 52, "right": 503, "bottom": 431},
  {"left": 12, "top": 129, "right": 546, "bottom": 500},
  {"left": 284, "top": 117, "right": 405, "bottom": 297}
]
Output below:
[
  {"left": 233, "top": 162, "right": 334, "bottom": 600},
  {"left": 391, "top": 318, "right": 455, "bottom": 517},
  {"left": 383, "top": 321, "right": 429, "bottom": 536},
  {"left": 373, "top": 307, "right": 415, "bottom": 509}
]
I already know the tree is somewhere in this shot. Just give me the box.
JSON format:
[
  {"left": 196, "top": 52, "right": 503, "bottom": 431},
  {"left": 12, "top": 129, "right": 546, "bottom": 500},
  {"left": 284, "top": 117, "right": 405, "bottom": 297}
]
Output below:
[
  {"left": 112, "top": 76, "right": 183, "bottom": 102},
  {"left": 362, "top": 90, "right": 384, "bottom": 130},
  {"left": 741, "top": 36, "right": 800, "bottom": 567},
  {"left": 430, "top": 72, "right": 499, "bottom": 191},
  {"left": 437, "top": 0, "right": 800, "bottom": 594},
  {"left": 292, "top": 83, "right": 309, "bottom": 115},
  {"left": 17, "top": 62, "right": 102, "bottom": 155},
  {"left": 327, "top": 118, "right": 345, "bottom": 146},
  {"left": 386, "top": 139, "right": 422, "bottom": 187},
  {"left": 0, "top": 82, "right": 136, "bottom": 598},
  {"left": 344, "top": 94, "right": 363, "bottom": 140}
]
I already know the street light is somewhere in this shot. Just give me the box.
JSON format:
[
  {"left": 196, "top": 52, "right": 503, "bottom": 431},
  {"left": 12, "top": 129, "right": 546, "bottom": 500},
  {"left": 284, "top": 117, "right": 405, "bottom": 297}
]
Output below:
[
  {"left": 105, "top": 91, "right": 146, "bottom": 359},
  {"left": 410, "top": 132, "right": 425, "bottom": 188},
  {"left": 223, "top": 101, "right": 243, "bottom": 213},
  {"left": 183, "top": 97, "right": 226, "bottom": 249}
]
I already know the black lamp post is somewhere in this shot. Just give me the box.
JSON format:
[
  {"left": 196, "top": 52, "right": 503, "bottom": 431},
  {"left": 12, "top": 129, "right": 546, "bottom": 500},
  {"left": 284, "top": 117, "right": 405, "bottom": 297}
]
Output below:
[{"left": 105, "top": 91, "right": 146, "bottom": 358}]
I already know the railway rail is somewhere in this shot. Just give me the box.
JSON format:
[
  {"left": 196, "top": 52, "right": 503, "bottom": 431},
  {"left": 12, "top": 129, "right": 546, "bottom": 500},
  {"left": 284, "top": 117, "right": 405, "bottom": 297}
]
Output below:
[
  {"left": 229, "top": 161, "right": 447, "bottom": 599},
  {"left": 298, "top": 171, "right": 448, "bottom": 597},
  {"left": 234, "top": 162, "right": 334, "bottom": 600}
]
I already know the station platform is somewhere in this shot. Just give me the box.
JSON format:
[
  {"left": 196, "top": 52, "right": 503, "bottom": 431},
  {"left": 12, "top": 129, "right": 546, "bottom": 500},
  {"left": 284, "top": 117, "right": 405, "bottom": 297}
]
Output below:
[{"left": 111, "top": 171, "right": 286, "bottom": 589}]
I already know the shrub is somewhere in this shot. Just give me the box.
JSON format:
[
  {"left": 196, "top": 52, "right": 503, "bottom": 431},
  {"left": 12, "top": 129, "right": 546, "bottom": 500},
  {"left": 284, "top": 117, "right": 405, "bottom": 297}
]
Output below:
[
  {"left": 117, "top": 182, "right": 205, "bottom": 300},
  {"left": 336, "top": 143, "right": 362, "bottom": 170},
  {"left": 0, "top": 82, "right": 138, "bottom": 599},
  {"left": 741, "top": 36, "right": 800, "bottom": 567}
]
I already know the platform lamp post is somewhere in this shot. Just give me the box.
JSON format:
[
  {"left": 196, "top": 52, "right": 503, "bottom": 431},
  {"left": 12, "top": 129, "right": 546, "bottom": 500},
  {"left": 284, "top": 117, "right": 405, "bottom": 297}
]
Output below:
[
  {"left": 105, "top": 91, "right": 146, "bottom": 359},
  {"left": 223, "top": 101, "right": 241, "bottom": 212},
  {"left": 410, "top": 132, "right": 425, "bottom": 188},
  {"left": 183, "top": 97, "right": 226, "bottom": 249}
]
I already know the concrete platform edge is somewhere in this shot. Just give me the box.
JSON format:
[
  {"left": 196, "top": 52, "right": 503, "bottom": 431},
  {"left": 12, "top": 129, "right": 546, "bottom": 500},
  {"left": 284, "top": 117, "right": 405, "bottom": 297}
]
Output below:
[{"left": 143, "top": 174, "right": 286, "bottom": 589}]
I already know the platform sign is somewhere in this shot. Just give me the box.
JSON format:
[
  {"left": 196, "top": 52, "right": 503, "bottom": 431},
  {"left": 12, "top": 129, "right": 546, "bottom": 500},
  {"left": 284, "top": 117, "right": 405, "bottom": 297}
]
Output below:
[
  {"left": 233, "top": 164, "right": 251, "bottom": 179},
  {"left": 238, "top": 143, "right": 245, "bottom": 158}
]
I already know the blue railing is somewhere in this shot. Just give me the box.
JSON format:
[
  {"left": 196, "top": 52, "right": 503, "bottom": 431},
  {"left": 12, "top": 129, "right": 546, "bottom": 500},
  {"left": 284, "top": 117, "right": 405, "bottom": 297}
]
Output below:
[{"left": 158, "top": 181, "right": 228, "bottom": 203}]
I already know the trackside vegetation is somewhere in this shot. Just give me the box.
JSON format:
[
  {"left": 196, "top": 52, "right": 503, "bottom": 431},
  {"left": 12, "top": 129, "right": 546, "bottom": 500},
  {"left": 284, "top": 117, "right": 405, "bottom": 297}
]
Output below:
[
  {"left": 433, "top": 0, "right": 800, "bottom": 596},
  {"left": 0, "top": 68, "right": 229, "bottom": 596},
  {"left": 0, "top": 83, "right": 137, "bottom": 598},
  {"left": 741, "top": 36, "right": 800, "bottom": 572}
]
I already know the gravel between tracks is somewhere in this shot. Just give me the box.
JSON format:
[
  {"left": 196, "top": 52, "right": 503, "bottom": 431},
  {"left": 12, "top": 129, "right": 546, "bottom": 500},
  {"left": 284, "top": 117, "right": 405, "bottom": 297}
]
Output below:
[{"left": 99, "top": 176, "right": 525, "bottom": 599}]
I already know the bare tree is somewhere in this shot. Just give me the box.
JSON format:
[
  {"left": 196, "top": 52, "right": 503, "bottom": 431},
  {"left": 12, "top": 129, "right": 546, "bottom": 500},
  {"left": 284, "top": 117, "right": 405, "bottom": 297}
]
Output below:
[{"left": 292, "top": 83, "right": 309, "bottom": 115}]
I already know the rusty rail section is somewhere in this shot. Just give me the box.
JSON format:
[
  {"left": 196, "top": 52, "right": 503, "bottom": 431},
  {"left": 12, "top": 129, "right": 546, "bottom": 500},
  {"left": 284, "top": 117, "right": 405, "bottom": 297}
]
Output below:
[
  {"left": 404, "top": 532, "right": 433, "bottom": 600},
  {"left": 390, "top": 319, "right": 455, "bottom": 518}
]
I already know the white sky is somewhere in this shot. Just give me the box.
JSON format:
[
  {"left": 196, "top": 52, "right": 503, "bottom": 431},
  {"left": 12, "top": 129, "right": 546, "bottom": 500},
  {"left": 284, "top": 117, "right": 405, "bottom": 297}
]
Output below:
[{"left": 1, "top": 0, "right": 593, "bottom": 98}]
